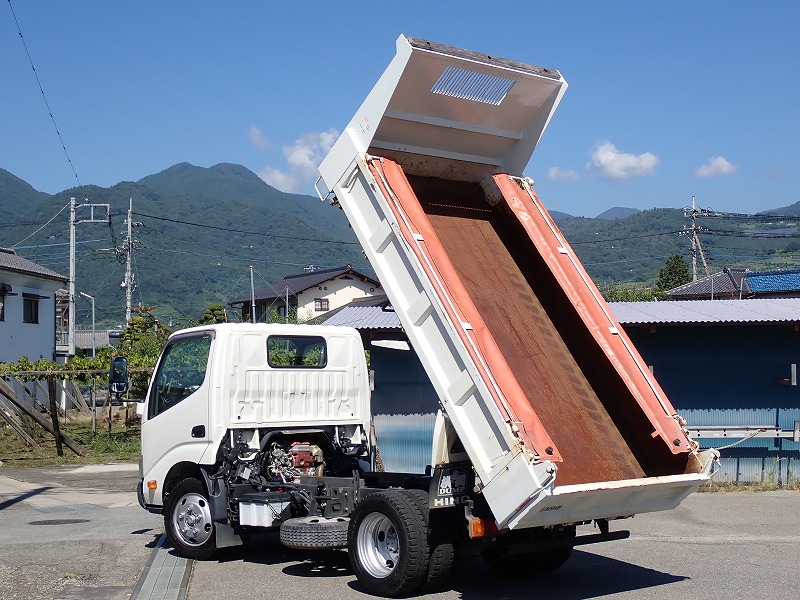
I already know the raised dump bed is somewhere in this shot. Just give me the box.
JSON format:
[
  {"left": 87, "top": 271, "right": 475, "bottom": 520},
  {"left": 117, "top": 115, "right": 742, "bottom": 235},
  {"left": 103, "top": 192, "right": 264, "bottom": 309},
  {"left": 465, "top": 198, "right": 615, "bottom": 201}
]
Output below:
[{"left": 320, "top": 36, "right": 716, "bottom": 530}]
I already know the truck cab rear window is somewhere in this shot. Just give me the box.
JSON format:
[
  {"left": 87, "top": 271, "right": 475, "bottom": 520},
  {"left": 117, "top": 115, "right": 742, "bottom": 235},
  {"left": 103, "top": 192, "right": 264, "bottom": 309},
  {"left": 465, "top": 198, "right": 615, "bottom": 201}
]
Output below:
[{"left": 268, "top": 335, "right": 327, "bottom": 368}]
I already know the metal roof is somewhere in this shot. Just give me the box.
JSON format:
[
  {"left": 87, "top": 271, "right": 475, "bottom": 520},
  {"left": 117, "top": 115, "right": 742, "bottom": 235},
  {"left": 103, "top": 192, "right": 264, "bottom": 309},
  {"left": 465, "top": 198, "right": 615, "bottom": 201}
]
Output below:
[
  {"left": 666, "top": 267, "right": 800, "bottom": 299},
  {"left": 229, "top": 265, "right": 380, "bottom": 304},
  {"left": 322, "top": 305, "right": 401, "bottom": 330},
  {"left": 746, "top": 268, "right": 800, "bottom": 293},
  {"left": 666, "top": 268, "right": 749, "bottom": 299},
  {"left": 322, "top": 297, "right": 800, "bottom": 331},
  {"left": 610, "top": 298, "right": 800, "bottom": 325},
  {"left": 0, "top": 247, "right": 67, "bottom": 282}
]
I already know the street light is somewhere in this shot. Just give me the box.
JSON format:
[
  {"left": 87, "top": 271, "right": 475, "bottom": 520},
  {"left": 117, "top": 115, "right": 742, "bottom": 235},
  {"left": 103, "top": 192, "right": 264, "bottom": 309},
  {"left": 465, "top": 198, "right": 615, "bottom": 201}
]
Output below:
[{"left": 79, "top": 291, "right": 95, "bottom": 357}]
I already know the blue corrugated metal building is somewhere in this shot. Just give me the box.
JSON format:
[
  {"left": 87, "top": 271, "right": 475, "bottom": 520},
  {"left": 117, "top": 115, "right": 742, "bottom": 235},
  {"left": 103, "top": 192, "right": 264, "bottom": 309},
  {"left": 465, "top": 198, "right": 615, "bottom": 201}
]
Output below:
[
  {"left": 326, "top": 298, "right": 800, "bottom": 484},
  {"left": 612, "top": 299, "right": 800, "bottom": 485}
]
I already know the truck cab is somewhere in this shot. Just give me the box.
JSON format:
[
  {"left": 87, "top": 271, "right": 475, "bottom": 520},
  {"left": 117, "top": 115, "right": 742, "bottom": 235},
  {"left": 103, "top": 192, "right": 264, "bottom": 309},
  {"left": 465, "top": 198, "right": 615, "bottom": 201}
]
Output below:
[{"left": 138, "top": 323, "right": 371, "bottom": 514}]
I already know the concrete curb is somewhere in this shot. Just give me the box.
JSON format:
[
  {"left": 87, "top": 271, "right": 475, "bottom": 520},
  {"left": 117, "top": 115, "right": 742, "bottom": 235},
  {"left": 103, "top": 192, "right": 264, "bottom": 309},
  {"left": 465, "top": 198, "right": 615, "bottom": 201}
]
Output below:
[{"left": 130, "top": 534, "right": 193, "bottom": 600}]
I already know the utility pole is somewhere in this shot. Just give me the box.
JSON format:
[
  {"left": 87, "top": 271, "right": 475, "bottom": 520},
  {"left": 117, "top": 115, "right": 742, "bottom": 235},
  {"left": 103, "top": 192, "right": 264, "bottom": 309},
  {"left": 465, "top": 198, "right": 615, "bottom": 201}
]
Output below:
[
  {"left": 69, "top": 199, "right": 76, "bottom": 356},
  {"left": 683, "top": 196, "right": 711, "bottom": 281},
  {"left": 121, "top": 199, "right": 143, "bottom": 324},
  {"left": 125, "top": 199, "right": 133, "bottom": 323},
  {"left": 68, "top": 198, "right": 110, "bottom": 357},
  {"left": 249, "top": 265, "right": 256, "bottom": 324}
]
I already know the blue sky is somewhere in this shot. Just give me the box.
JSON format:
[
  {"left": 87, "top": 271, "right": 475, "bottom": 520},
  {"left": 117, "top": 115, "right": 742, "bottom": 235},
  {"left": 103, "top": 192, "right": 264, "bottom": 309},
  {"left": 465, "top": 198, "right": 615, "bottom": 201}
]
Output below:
[{"left": 2, "top": 1, "right": 798, "bottom": 218}]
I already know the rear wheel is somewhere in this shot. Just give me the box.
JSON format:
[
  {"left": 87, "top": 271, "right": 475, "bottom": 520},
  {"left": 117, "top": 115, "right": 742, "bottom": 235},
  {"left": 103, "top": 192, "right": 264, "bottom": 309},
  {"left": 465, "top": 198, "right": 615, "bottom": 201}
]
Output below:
[
  {"left": 348, "top": 490, "right": 429, "bottom": 597},
  {"left": 399, "top": 489, "right": 455, "bottom": 589},
  {"left": 164, "top": 478, "right": 217, "bottom": 560}
]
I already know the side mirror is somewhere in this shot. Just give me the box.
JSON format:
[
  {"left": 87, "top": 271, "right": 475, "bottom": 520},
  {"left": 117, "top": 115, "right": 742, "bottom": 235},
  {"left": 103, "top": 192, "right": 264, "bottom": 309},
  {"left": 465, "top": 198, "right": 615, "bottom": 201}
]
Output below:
[{"left": 109, "top": 356, "right": 129, "bottom": 398}]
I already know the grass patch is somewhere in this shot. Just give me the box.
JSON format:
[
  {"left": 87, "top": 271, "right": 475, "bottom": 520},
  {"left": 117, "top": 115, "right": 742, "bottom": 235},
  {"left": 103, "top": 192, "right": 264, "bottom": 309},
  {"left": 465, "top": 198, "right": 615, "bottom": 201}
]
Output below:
[
  {"left": 0, "top": 408, "right": 141, "bottom": 467},
  {"left": 698, "top": 479, "right": 800, "bottom": 492}
]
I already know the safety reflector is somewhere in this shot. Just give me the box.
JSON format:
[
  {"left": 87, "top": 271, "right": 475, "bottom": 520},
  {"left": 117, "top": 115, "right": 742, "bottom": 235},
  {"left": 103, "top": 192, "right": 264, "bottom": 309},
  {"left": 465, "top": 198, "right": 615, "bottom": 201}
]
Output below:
[{"left": 469, "top": 518, "right": 499, "bottom": 538}]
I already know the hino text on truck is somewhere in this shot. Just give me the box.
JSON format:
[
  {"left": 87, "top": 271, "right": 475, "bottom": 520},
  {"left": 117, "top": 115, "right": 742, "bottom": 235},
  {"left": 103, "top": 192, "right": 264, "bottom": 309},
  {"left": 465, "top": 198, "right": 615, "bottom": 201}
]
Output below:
[{"left": 125, "top": 36, "right": 719, "bottom": 597}]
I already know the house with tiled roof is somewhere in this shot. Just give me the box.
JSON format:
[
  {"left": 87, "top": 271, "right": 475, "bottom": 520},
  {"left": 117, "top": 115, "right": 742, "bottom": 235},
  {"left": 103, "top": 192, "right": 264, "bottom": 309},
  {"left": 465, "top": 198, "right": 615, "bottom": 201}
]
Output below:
[
  {"left": 666, "top": 267, "right": 800, "bottom": 300},
  {"left": 229, "top": 265, "right": 382, "bottom": 322},
  {"left": 665, "top": 267, "right": 750, "bottom": 300},
  {"left": 0, "top": 247, "right": 68, "bottom": 363}
]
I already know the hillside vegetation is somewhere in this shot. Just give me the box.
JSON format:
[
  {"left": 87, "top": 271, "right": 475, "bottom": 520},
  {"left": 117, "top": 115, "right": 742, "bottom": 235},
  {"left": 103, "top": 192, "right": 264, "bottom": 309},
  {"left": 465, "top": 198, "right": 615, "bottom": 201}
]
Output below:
[
  {"left": 2, "top": 163, "right": 800, "bottom": 328},
  {"left": 0, "top": 163, "right": 365, "bottom": 327}
]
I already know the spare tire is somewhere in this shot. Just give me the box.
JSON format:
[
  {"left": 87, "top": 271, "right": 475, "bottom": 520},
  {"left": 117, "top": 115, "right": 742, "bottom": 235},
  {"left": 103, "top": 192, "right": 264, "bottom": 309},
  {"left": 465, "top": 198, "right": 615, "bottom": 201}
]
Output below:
[{"left": 280, "top": 516, "right": 349, "bottom": 549}]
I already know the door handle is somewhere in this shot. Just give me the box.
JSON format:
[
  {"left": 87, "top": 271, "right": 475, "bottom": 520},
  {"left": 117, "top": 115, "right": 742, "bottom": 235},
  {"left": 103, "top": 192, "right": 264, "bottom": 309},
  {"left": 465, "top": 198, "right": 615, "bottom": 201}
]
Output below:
[{"left": 191, "top": 425, "right": 205, "bottom": 438}]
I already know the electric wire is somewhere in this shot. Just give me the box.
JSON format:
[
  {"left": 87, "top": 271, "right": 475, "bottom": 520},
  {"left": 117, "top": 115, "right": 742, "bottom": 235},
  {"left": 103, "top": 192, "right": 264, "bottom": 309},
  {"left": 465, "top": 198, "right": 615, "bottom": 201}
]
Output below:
[
  {"left": 132, "top": 211, "right": 360, "bottom": 245},
  {"left": 570, "top": 230, "right": 682, "bottom": 245},
  {"left": 11, "top": 201, "right": 70, "bottom": 248},
  {"left": 7, "top": 0, "right": 81, "bottom": 188}
]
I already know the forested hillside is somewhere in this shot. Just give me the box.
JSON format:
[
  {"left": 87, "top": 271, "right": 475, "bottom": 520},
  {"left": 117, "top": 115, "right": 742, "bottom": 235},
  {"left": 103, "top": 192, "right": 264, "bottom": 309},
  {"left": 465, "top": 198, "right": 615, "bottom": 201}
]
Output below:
[
  {"left": 2, "top": 163, "right": 799, "bottom": 328},
  {"left": 0, "top": 163, "right": 365, "bottom": 327}
]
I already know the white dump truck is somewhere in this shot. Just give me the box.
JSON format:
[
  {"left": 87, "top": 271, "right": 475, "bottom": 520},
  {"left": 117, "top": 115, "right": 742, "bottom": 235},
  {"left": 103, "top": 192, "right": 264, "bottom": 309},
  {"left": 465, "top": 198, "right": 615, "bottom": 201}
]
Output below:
[{"left": 133, "top": 36, "right": 718, "bottom": 597}]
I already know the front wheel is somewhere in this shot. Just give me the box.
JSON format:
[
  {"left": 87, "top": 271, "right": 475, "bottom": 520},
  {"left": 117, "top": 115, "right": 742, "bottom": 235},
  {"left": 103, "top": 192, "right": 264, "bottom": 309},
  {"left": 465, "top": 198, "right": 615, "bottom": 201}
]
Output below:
[
  {"left": 164, "top": 478, "right": 217, "bottom": 560},
  {"left": 348, "top": 490, "right": 429, "bottom": 597}
]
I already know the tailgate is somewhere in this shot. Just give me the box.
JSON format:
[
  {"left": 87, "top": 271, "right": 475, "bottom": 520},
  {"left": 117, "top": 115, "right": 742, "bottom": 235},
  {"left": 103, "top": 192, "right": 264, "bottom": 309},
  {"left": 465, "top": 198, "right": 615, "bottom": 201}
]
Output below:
[{"left": 507, "top": 469, "right": 713, "bottom": 531}]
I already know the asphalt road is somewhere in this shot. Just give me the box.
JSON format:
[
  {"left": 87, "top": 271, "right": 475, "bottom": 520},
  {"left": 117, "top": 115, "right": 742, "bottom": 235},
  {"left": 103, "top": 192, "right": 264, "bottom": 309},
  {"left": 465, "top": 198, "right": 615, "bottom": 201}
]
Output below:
[
  {"left": 0, "top": 463, "right": 163, "bottom": 600},
  {"left": 2, "top": 464, "right": 798, "bottom": 600},
  {"left": 188, "top": 491, "right": 800, "bottom": 599}
]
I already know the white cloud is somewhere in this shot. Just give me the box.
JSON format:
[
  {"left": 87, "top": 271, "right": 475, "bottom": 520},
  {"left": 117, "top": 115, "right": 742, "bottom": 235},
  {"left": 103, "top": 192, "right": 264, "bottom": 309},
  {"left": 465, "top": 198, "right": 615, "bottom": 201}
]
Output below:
[
  {"left": 694, "top": 156, "right": 737, "bottom": 179},
  {"left": 547, "top": 166, "right": 581, "bottom": 181},
  {"left": 248, "top": 125, "right": 272, "bottom": 149},
  {"left": 258, "top": 128, "right": 339, "bottom": 193},
  {"left": 589, "top": 141, "right": 659, "bottom": 180}
]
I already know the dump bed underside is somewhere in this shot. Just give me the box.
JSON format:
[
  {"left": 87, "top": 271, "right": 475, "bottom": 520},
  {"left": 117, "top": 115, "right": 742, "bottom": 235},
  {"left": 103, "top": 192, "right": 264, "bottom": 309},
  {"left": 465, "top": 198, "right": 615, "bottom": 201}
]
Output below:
[
  {"left": 369, "top": 160, "right": 693, "bottom": 486},
  {"left": 411, "top": 177, "right": 646, "bottom": 485}
]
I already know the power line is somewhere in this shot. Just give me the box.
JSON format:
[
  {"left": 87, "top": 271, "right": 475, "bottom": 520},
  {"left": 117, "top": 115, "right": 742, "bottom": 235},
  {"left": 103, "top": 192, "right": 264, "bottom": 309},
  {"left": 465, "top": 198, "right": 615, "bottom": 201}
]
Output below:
[
  {"left": 138, "top": 245, "right": 347, "bottom": 272},
  {"left": 7, "top": 0, "right": 81, "bottom": 188},
  {"left": 15, "top": 238, "right": 108, "bottom": 250},
  {"left": 692, "top": 210, "right": 800, "bottom": 222},
  {"left": 11, "top": 201, "right": 71, "bottom": 248},
  {"left": 570, "top": 230, "right": 681, "bottom": 245},
  {"left": 583, "top": 254, "right": 681, "bottom": 267},
  {"left": 132, "top": 211, "right": 361, "bottom": 245}
]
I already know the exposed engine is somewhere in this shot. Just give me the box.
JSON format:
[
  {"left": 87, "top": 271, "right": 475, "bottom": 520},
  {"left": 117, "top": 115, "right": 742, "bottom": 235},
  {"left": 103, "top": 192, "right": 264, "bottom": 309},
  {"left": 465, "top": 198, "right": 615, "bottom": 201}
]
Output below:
[
  {"left": 266, "top": 441, "right": 326, "bottom": 480},
  {"left": 212, "top": 427, "right": 369, "bottom": 527}
]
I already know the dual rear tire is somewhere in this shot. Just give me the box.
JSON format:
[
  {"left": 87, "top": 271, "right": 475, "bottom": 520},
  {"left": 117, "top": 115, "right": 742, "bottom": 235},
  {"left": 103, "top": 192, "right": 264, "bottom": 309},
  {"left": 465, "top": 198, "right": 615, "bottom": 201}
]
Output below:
[{"left": 348, "top": 489, "right": 454, "bottom": 597}]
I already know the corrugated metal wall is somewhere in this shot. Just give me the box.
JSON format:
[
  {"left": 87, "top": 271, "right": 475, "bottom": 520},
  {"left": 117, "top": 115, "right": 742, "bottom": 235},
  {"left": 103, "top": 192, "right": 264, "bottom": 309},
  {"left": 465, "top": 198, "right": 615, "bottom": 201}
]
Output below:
[
  {"left": 370, "top": 344, "right": 439, "bottom": 474},
  {"left": 626, "top": 324, "right": 800, "bottom": 484},
  {"left": 369, "top": 323, "right": 800, "bottom": 485}
]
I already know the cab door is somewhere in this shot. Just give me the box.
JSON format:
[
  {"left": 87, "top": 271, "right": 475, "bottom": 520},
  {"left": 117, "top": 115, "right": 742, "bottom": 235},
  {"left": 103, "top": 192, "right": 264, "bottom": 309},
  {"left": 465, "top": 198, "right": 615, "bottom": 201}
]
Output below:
[{"left": 141, "top": 331, "right": 214, "bottom": 505}]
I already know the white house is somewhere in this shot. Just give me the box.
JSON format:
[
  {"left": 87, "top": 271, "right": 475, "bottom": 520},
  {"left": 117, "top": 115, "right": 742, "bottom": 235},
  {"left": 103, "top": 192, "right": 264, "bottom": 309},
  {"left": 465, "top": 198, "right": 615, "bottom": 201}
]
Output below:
[
  {"left": 229, "top": 265, "right": 382, "bottom": 322},
  {"left": 0, "top": 247, "right": 68, "bottom": 363}
]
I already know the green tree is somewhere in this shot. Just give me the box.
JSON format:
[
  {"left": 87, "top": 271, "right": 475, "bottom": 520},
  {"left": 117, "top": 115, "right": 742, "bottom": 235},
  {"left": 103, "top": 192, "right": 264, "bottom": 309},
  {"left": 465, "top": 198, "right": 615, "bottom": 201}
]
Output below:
[
  {"left": 656, "top": 254, "right": 692, "bottom": 293},
  {"left": 600, "top": 281, "right": 659, "bottom": 302},
  {"left": 200, "top": 303, "right": 228, "bottom": 324},
  {"left": 119, "top": 306, "right": 172, "bottom": 396}
]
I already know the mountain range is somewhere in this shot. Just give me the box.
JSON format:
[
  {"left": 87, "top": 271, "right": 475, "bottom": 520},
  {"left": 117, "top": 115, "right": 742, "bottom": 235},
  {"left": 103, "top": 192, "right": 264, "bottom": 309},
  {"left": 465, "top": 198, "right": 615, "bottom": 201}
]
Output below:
[{"left": 2, "top": 164, "right": 799, "bottom": 328}]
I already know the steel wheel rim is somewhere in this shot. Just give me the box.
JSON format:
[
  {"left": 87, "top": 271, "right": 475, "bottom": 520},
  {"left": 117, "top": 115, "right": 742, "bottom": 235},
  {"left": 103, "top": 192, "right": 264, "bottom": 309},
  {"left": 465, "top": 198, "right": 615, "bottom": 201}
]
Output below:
[
  {"left": 172, "top": 492, "right": 213, "bottom": 546},
  {"left": 356, "top": 512, "right": 400, "bottom": 579}
]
